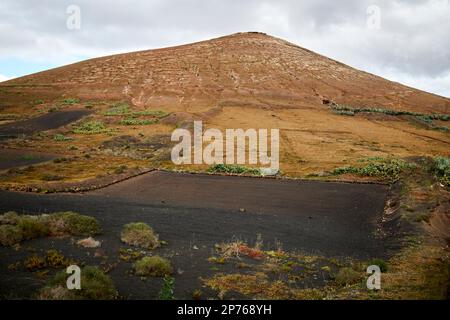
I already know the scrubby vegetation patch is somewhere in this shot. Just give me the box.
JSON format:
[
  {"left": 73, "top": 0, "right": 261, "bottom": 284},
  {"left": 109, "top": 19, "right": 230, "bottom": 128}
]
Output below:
[
  {"left": 432, "top": 156, "right": 450, "bottom": 186},
  {"left": 0, "top": 211, "right": 101, "bottom": 246},
  {"left": 24, "top": 250, "right": 76, "bottom": 271},
  {"left": 120, "top": 222, "right": 160, "bottom": 249},
  {"left": 332, "top": 158, "right": 415, "bottom": 180},
  {"left": 39, "top": 266, "right": 117, "bottom": 300},
  {"left": 207, "top": 164, "right": 261, "bottom": 175},
  {"left": 104, "top": 102, "right": 169, "bottom": 126},
  {"left": 133, "top": 256, "right": 173, "bottom": 277},
  {"left": 329, "top": 103, "right": 449, "bottom": 131},
  {"left": 53, "top": 134, "right": 73, "bottom": 142},
  {"left": 120, "top": 118, "right": 157, "bottom": 126},
  {"left": 73, "top": 121, "right": 109, "bottom": 134},
  {"left": 159, "top": 276, "right": 175, "bottom": 300}
]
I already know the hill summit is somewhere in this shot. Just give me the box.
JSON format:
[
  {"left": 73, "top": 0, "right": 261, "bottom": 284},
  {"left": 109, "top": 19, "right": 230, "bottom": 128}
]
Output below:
[{"left": 3, "top": 32, "right": 449, "bottom": 113}]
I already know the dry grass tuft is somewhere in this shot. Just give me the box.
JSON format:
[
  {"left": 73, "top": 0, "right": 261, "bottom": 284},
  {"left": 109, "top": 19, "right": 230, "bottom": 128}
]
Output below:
[
  {"left": 216, "top": 240, "right": 264, "bottom": 260},
  {"left": 133, "top": 256, "right": 172, "bottom": 277},
  {"left": 38, "top": 266, "right": 117, "bottom": 300},
  {"left": 120, "top": 222, "right": 159, "bottom": 249},
  {"left": 0, "top": 211, "right": 101, "bottom": 246},
  {"left": 77, "top": 237, "right": 101, "bottom": 248}
]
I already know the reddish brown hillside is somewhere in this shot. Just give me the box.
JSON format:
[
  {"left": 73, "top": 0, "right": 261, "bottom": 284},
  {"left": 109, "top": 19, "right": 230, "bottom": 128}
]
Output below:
[{"left": 2, "top": 32, "right": 449, "bottom": 113}]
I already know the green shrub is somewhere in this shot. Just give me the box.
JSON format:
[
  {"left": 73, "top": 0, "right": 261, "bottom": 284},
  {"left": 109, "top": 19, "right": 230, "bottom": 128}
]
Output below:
[
  {"left": 39, "top": 266, "right": 117, "bottom": 300},
  {"left": 367, "top": 258, "right": 388, "bottom": 272},
  {"left": 0, "top": 225, "right": 23, "bottom": 246},
  {"left": 332, "top": 158, "right": 414, "bottom": 179},
  {"left": 53, "top": 134, "right": 73, "bottom": 141},
  {"left": 21, "top": 154, "right": 34, "bottom": 161},
  {"left": 0, "top": 211, "right": 101, "bottom": 245},
  {"left": 358, "top": 159, "right": 413, "bottom": 177},
  {"left": 17, "top": 216, "right": 49, "bottom": 240},
  {"left": 118, "top": 248, "right": 143, "bottom": 262},
  {"left": 50, "top": 212, "right": 101, "bottom": 236},
  {"left": 332, "top": 166, "right": 359, "bottom": 175},
  {"left": 104, "top": 102, "right": 130, "bottom": 116},
  {"left": 24, "top": 255, "right": 47, "bottom": 270},
  {"left": 207, "top": 164, "right": 261, "bottom": 175},
  {"left": 335, "top": 267, "right": 361, "bottom": 286},
  {"left": 334, "top": 110, "right": 355, "bottom": 116},
  {"left": 46, "top": 249, "right": 71, "bottom": 267},
  {"left": 134, "top": 256, "right": 173, "bottom": 277},
  {"left": 329, "top": 104, "right": 450, "bottom": 122},
  {"left": 76, "top": 266, "right": 117, "bottom": 299},
  {"left": 433, "top": 156, "right": 450, "bottom": 186},
  {"left": 73, "top": 121, "right": 109, "bottom": 134},
  {"left": 159, "top": 276, "right": 175, "bottom": 300},
  {"left": 416, "top": 115, "right": 433, "bottom": 124},
  {"left": 0, "top": 211, "right": 19, "bottom": 224},
  {"left": 358, "top": 156, "right": 384, "bottom": 162},
  {"left": 22, "top": 250, "right": 73, "bottom": 271},
  {"left": 60, "top": 98, "right": 80, "bottom": 105},
  {"left": 120, "top": 118, "right": 156, "bottom": 126},
  {"left": 121, "top": 222, "right": 159, "bottom": 249},
  {"left": 104, "top": 103, "right": 168, "bottom": 119}
]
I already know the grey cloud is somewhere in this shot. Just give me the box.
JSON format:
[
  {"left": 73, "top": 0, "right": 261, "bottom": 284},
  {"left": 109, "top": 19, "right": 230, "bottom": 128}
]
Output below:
[{"left": 0, "top": 0, "right": 449, "bottom": 96}]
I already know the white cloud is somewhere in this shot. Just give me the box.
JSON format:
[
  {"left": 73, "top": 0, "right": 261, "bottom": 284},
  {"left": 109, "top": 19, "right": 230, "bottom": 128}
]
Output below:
[
  {"left": 0, "top": 74, "right": 12, "bottom": 82},
  {"left": 255, "top": 3, "right": 291, "bottom": 33},
  {"left": 381, "top": 70, "right": 450, "bottom": 99},
  {"left": 0, "top": 0, "right": 449, "bottom": 97}
]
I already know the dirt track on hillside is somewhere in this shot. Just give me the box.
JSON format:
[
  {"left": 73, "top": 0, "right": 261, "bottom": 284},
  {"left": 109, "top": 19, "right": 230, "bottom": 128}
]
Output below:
[
  {"left": 0, "top": 148, "right": 58, "bottom": 170},
  {"left": 0, "top": 110, "right": 91, "bottom": 139}
]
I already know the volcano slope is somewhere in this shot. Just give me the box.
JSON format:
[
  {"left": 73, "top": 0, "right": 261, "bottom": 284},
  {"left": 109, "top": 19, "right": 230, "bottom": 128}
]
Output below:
[
  {"left": 0, "top": 32, "right": 448, "bottom": 179},
  {"left": 0, "top": 32, "right": 448, "bottom": 180},
  {"left": 0, "top": 32, "right": 449, "bottom": 299}
]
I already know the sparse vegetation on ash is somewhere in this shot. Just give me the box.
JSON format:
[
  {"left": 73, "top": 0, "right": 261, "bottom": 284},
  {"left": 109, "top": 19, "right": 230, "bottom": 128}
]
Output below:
[
  {"left": 38, "top": 266, "right": 117, "bottom": 300},
  {"left": 207, "top": 164, "right": 261, "bottom": 175},
  {"left": 120, "top": 222, "right": 160, "bottom": 249},
  {"left": 133, "top": 256, "right": 173, "bottom": 277},
  {"left": 73, "top": 120, "right": 110, "bottom": 134},
  {"left": 0, "top": 211, "right": 101, "bottom": 246},
  {"left": 332, "top": 158, "right": 415, "bottom": 180}
]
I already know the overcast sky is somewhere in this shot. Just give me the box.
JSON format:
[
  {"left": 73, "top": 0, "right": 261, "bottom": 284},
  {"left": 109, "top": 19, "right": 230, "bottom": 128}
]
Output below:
[{"left": 1, "top": 0, "right": 449, "bottom": 98}]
